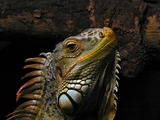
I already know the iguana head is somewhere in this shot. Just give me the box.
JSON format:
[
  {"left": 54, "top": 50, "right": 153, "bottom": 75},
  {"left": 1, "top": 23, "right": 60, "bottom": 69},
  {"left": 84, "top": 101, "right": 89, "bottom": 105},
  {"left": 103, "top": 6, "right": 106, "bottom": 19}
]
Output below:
[
  {"left": 7, "top": 27, "right": 119, "bottom": 120},
  {"left": 52, "top": 27, "right": 117, "bottom": 115}
]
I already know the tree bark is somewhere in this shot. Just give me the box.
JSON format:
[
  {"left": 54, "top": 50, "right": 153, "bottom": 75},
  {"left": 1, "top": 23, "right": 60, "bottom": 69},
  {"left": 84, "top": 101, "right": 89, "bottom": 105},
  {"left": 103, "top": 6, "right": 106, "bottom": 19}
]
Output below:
[{"left": 0, "top": 0, "right": 159, "bottom": 77}]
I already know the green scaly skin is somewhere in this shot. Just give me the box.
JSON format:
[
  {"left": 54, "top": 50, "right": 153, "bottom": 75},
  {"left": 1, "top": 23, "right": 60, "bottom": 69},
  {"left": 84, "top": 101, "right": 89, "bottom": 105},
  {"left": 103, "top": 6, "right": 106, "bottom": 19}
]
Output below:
[{"left": 7, "top": 27, "right": 120, "bottom": 120}]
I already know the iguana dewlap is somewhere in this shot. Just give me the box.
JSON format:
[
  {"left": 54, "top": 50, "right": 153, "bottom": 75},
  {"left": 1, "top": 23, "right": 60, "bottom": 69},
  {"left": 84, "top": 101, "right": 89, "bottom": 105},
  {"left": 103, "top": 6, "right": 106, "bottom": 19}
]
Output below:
[{"left": 7, "top": 27, "right": 120, "bottom": 120}]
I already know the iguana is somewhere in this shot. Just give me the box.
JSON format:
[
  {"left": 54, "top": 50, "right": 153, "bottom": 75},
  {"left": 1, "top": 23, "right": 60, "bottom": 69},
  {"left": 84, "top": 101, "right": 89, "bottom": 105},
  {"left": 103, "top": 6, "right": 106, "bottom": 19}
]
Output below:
[{"left": 7, "top": 27, "right": 121, "bottom": 120}]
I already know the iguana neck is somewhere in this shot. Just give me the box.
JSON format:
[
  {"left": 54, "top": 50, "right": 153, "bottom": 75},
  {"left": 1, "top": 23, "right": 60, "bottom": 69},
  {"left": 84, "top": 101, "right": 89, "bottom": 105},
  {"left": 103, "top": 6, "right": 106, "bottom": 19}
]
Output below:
[{"left": 36, "top": 59, "right": 65, "bottom": 120}]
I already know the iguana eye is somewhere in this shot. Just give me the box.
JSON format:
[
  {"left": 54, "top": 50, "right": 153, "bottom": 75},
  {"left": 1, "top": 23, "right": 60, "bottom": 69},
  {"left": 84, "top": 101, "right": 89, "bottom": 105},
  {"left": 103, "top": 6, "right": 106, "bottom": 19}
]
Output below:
[
  {"left": 66, "top": 41, "right": 78, "bottom": 52},
  {"left": 99, "top": 31, "right": 105, "bottom": 38},
  {"left": 64, "top": 39, "right": 83, "bottom": 57}
]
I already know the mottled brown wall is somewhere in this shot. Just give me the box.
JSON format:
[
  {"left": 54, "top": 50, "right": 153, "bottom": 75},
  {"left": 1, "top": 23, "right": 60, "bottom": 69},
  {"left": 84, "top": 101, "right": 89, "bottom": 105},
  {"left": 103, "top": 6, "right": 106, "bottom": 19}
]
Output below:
[{"left": 0, "top": 0, "right": 159, "bottom": 77}]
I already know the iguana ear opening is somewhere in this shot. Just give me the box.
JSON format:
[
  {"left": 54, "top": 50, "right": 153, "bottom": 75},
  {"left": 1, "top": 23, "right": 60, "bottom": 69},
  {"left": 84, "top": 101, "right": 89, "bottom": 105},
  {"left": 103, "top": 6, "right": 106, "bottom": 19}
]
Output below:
[
  {"left": 55, "top": 66, "right": 63, "bottom": 83},
  {"left": 56, "top": 66, "right": 62, "bottom": 78}
]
